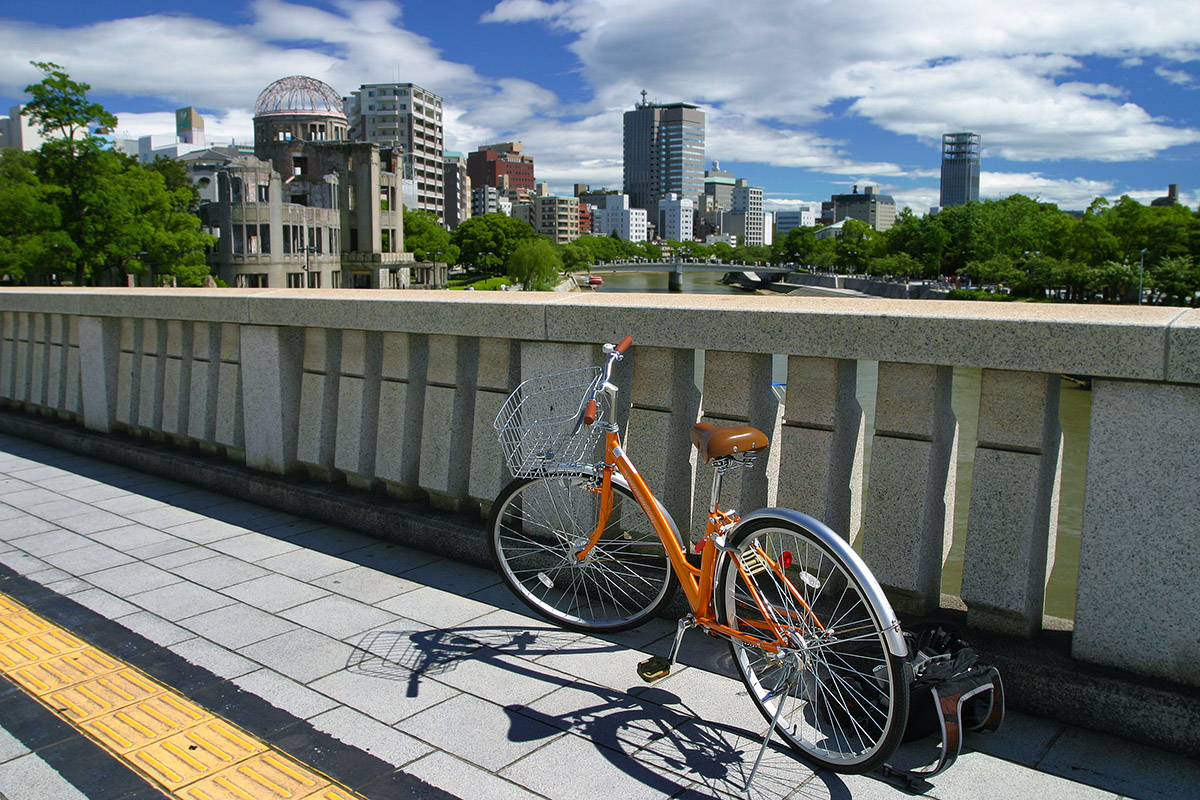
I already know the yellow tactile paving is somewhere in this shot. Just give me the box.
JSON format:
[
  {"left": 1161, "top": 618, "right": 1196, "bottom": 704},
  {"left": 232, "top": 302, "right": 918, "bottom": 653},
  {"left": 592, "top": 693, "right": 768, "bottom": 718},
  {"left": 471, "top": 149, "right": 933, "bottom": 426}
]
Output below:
[{"left": 0, "top": 591, "right": 369, "bottom": 800}]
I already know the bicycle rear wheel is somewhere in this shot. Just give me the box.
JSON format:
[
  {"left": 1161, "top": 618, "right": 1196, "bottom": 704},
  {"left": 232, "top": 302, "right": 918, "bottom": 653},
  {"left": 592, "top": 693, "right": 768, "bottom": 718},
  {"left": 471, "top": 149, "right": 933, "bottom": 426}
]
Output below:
[
  {"left": 489, "top": 473, "right": 677, "bottom": 632},
  {"left": 716, "top": 515, "right": 908, "bottom": 773}
]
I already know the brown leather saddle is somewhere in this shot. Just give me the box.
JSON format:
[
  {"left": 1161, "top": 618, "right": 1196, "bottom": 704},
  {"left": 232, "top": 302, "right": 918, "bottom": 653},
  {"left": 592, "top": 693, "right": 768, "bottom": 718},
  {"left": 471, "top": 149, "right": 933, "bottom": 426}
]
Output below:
[{"left": 689, "top": 422, "right": 769, "bottom": 463}]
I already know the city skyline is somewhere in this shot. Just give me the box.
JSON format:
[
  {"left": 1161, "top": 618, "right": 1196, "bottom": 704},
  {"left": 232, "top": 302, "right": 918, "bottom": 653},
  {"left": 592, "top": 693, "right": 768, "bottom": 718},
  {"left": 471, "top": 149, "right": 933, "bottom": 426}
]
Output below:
[{"left": 1, "top": 0, "right": 1198, "bottom": 214}]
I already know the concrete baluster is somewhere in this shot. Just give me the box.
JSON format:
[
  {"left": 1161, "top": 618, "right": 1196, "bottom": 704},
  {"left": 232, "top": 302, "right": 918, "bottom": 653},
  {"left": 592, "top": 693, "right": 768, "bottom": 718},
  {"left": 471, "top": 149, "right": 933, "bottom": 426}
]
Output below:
[
  {"left": 295, "top": 327, "right": 343, "bottom": 481},
  {"left": 861, "top": 362, "right": 958, "bottom": 615},
  {"left": 961, "top": 369, "right": 1062, "bottom": 637},
  {"left": 376, "top": 332, "right": 428, "bottom": 499},
  {"left": 28, "top": 313, "right": 47, "bottom": 411},
  {"left": 137, "top": 319, "right": 167, "bottom": 435},
  {"left": 63, "top": 316, "right": 82, "bottom": 418},
  {"left": 214, "top": 323, "right": 245, "bottom": 460},
  {"left": 1072, "top": 379, "right": 1200, "bottom": 685},
  {"left": 334, "top": 329, "right": 383, "bottom": 491},
  {"left": 77, "top": 316, "right": 121, "bottom": 434},
  {"left": 0, "top": 312, "right": 13, "bottom": 400},
  {"left": 161, "top": 320, "right": 193, "bottom": 443},
  {"left": 691, "top": 350, "right": 780, "bottom": 536},
  {"left": 240, "top": 324, "right": 303, "bottom": 474},
  {"left": 418, "top": 334, "right": 479, "bottom": 511},
  {"left": 115, "top": 318, "right": 142, "bottom": 430},
  {"left": 187, "top": 322, "right": 220, "bottom": 450},
  {"left": 776, "top": 356, "right": 865, "bottom": 544},
  {"left": 625, "top": 346, "right": 701, "bottom": 543},
  {"left": 13, "top": 313, "right": 30, "bottom": 406},
  {"left": 45, "top": 315, "right": 66, "bottom": 414},
  {"left": 468, "top": 337, "right": 521, "bottom": 515}
]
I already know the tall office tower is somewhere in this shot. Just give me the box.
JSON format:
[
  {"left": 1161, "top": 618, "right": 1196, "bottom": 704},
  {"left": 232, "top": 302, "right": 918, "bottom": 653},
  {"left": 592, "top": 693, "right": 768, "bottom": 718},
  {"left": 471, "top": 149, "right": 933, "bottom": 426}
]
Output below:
[
  {"left": 467, "top": 142, "right": 536, "bottom": 192},
  {"left": 442, "top": 152, "right": 471, "bottom": 230},
  {"left": 345, "top": 83, "right": 445, "bottom": 221},
  {"left": 940, "top": 132, "right": 981, "bottom": 207},
  {"left": 623, "top": 91, "right": 705, "bottom": 213}
]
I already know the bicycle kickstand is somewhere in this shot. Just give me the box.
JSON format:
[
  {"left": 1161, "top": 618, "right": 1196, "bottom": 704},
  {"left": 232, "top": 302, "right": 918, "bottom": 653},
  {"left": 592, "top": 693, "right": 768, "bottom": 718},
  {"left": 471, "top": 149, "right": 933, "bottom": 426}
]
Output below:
[
  {"left": 745, "top": 659, "right": 798, "bottom": 796},
  {"left": 637, "top": 616, "right": 694, "bottom": 682}
]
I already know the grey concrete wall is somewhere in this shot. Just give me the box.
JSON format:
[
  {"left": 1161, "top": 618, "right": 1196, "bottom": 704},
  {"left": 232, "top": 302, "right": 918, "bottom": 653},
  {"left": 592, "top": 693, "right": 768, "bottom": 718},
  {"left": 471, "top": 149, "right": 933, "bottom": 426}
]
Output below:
[{"left": 1, "top": 288, "right": 1199, "bottom": 688}]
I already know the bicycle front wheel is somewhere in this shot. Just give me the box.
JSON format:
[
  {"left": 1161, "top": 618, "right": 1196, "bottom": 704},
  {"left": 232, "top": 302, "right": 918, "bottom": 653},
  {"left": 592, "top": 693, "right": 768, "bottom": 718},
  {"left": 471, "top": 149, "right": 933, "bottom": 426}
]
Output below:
[
  {"left": 488, "top": 473, "right": 677, "bottom": 633},
  {"left": 716, "top": 516, "right": 908, "bottom": 773}
]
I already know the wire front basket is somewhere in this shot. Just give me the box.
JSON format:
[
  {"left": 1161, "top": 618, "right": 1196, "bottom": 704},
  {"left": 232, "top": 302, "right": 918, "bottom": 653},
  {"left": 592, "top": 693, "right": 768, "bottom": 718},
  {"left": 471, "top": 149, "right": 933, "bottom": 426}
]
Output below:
[{"left": 494, "top": 367, "right": 605, "bottom": 477}]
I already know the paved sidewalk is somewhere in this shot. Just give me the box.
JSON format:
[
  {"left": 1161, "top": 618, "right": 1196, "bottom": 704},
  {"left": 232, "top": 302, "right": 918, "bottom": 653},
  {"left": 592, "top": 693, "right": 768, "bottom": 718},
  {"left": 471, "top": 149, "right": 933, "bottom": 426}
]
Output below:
[{"left": 0, "top": 432, "right": 1196, "bottom": 800}]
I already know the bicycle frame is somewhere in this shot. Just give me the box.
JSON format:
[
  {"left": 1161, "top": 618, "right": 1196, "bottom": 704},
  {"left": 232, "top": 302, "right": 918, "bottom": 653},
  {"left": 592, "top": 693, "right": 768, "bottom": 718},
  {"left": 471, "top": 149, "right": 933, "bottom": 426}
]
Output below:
[
  {"left": 572, "top": 340, "right": 907, "bottom": 660},
  {"left": 583, "top": 427, "right": 799, "bottom": 653}
]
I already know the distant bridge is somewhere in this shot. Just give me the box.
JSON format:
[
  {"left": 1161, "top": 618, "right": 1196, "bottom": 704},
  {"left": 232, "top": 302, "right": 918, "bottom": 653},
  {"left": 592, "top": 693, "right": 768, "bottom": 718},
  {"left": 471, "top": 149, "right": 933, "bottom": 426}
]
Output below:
[{"left": 587, "top": 259, "right": 791, "bottom": 291}]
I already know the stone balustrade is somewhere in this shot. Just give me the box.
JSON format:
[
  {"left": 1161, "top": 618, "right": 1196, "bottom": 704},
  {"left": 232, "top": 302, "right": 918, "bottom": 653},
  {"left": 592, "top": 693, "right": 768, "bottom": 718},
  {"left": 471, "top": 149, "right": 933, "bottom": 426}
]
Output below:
[{"left": 2, "top": 287, "right": 1199, "bottom": 690}]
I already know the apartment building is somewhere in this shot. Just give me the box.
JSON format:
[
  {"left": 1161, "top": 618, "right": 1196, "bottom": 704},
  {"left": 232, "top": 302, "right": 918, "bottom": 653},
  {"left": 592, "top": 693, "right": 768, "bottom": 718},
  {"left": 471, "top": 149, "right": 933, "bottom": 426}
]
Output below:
[{"left": 345, "top": 83, "right": 445, "bottom": 221}]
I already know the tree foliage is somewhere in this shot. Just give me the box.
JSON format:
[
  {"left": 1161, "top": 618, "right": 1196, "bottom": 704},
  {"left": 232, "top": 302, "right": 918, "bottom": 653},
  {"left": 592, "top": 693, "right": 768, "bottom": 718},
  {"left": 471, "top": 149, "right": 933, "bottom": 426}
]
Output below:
[
  {"left": 1, "top": 62, "right": 214, "bottom": 286},
  {"left": 450, "top": 213, "right": 538, "bottom": 275},
  {"left": 506, "top": 238, "right": 563, "bottom": 290},
  {"left": 402, "top": 207, "right": 459, "bottom": 263},
  {"left": 870, "top": 193, "right": 1200, "bottom": 305}
]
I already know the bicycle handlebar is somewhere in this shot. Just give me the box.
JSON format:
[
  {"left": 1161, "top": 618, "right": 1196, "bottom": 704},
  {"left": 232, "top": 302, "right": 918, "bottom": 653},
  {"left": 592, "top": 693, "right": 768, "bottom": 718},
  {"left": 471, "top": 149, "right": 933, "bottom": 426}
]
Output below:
[{"left": 582, "top": 336, "right": 633, "bottom": 426}]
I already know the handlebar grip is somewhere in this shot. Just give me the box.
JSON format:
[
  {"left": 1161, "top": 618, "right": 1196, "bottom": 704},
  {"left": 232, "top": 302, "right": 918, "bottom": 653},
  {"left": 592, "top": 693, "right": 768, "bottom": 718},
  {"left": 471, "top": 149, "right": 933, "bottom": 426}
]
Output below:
[
  {"left": 583, "top": 399, "right": 598, "bottom": 426},
  {"left": 615, "top": 336, "right": 633, "bottom": 354}
]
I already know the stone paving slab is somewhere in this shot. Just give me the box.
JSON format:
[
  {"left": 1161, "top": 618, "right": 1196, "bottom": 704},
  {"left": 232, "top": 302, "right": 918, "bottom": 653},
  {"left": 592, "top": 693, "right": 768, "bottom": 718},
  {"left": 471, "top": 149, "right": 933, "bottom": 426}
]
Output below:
[{"left": 0, "top": 431, "right": 1197, "bottom": 800}]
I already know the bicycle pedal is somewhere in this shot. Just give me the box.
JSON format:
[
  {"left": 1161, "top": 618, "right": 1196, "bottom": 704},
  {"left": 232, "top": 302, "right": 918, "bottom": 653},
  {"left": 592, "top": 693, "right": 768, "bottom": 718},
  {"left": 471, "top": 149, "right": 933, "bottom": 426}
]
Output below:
[{"left": 637, "top": 655, "right": 672, "bottom": 682}]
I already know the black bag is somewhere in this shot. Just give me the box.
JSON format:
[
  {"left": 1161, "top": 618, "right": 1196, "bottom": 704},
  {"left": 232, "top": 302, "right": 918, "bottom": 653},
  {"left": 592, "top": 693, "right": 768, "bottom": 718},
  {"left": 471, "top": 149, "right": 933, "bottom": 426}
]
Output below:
[{"left": 881, "top": 623, "right": 1005, "bottom": 786}]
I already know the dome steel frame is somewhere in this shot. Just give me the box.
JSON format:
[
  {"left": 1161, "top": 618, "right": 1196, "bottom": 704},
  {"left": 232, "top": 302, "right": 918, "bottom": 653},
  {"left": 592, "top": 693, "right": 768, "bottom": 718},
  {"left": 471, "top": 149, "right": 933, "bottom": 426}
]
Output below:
[{"left": 255, "top": 76, "right": 347, "bottom": 118}]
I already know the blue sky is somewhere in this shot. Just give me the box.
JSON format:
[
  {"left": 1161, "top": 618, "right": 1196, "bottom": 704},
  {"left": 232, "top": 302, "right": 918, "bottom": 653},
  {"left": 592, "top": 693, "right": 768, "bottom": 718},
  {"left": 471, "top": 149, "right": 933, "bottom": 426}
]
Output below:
[{"left": 2, "top": 0, "right": 1198, "bottom": 214}]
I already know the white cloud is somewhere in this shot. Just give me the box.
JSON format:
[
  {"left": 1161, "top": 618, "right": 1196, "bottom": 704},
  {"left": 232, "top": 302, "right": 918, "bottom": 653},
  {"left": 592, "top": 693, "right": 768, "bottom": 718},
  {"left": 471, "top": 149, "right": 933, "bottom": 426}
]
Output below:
[
  {"left": 480, "top": 0, "right": 571, "bottom": 23},
  {"left": 3, "top": 0, "right": 1198, "bottom": 212},
  {"left": 1155, "top": 67, "right": 1197, "bottom": 87}
]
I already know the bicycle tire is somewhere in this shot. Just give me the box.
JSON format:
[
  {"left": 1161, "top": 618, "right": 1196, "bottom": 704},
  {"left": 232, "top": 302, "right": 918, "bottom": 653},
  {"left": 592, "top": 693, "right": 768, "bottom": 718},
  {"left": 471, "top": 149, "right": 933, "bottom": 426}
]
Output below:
[
  {"left": 716, "top": 515, "right": 909, "bottom": 773},
  {"left": 489, "top": 472, "right": 678, "bottom": 633}
]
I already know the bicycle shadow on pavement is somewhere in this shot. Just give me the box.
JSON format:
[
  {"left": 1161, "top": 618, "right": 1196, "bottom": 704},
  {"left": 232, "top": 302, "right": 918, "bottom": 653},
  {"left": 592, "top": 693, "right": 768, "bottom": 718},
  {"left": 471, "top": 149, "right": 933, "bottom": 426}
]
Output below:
[{"left": 346, "top": 623, "right": 862, "bottom": 800}]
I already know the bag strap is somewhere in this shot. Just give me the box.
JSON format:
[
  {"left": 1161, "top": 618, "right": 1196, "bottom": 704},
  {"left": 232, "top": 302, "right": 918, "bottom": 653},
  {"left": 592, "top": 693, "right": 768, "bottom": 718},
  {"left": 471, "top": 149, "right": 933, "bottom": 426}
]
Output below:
[
  {"left": 876, "top": 666, "right": 1005, "bottom": 790},
  {"left": 911, "top": 666, "right": 1005, "bottom": 778}
]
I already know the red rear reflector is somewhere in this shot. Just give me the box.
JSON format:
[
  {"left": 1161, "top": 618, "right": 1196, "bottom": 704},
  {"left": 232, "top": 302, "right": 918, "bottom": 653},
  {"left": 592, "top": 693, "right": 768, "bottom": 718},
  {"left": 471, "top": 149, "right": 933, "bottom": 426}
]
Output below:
[{"left": 780, "top": 551, "right": 793, "bottom": 569}]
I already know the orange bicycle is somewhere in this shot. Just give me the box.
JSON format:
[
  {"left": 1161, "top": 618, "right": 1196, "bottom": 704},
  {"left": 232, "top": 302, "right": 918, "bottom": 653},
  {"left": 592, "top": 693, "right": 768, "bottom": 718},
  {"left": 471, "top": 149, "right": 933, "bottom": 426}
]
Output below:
[{"left": 489, "top": 337, "right": 910, "bottom": 774}]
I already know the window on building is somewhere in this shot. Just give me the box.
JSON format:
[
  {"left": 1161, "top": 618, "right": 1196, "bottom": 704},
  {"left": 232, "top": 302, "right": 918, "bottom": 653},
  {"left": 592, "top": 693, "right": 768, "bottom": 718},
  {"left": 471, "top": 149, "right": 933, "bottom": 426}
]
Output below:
[
  {"left": 381, "top": 229, "right": 391, "bottom": 252},
  {"left": 307, "top": 271, "right": 321, "bottom": 288},
  {"left": 230, "top": 177, "right": 243, "bottom": 202},
  {"left": 232, "top": 225, "right": 244, "bottom": 255},
  {"left": 259, "top": 224, "right": 271, "bottom": 254},
  {"left": 331, "top": 270, "right": 341, "bottom": 287},
  {"left": 236, "top": 273, "right": 268, "bottom": 288},
  {"left": 257, "top": 184, "right": 269, "bottom": 202},
  {"left": 292, "top": 156, "right": 307, "bottom": 177},
  {"left": 286, "top": 273, "right": 304, "bottom": 288},
  {"left": 350, "top": 229, "right": 359, "bottom": 252}
]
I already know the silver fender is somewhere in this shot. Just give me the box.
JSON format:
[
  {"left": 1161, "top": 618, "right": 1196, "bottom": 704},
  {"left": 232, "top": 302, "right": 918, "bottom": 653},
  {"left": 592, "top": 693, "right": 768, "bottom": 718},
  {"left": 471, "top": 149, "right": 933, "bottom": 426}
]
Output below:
[{"left": 728, "top": 507, "right": 908, "bottom": 657}]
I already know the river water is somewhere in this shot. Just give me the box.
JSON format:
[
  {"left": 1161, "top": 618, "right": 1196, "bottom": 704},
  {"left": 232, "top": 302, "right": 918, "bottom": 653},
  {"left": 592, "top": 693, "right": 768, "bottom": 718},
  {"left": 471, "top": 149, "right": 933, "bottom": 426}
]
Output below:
[{"left": 594, "top": 270, "right": 1086, "bottom": 619}]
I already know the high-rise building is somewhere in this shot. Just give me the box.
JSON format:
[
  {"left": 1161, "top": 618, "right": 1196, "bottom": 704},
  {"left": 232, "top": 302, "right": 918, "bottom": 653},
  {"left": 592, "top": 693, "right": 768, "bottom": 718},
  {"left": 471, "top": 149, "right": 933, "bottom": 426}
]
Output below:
[
  {"left": 345, "top": 83, "right": 445, "bottom": 221},
  {"left": 656, "top": 193, "right": 694, "bottom": 242},
  {"left": 940, "top": 132, "right": 980, "bottom": 207},
  {"left": 821, "top": 185, "right": 896, "bottom": 232},
  {"left": 594, "top": 195, "right": 648, "bottom": 242},
  {"left": 623, "top": 92, "right": 705, "bottom": 213},
  {"left": 467, "top": 142, "right": 536, "bottom": 193},
  {"left": 724, "top": 179, "right": 764, "bottom": 246},
  {"left": 442, "top": 152, "right": 471, "bottom": 230},
  {"left": 775, "top": 207, "right": 816, "bottom": 237}
]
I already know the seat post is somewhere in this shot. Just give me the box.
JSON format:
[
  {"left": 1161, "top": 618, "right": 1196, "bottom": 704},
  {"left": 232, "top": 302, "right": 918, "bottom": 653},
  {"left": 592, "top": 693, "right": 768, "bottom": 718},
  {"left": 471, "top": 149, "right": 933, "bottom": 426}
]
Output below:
[{"left": 708, "top": 465, "right": 724, "bottom": 515}]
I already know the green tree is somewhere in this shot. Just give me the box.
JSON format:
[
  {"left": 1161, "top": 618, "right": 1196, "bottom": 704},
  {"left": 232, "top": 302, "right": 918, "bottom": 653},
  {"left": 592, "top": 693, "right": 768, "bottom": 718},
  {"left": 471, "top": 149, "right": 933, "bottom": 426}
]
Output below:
[
  {"left": 0, "top": 149, "right": 64, "bottom": 282},
  {"left": 450, "top": 213, "right": 537, "bottom": 275},
  {"left": 1148, "top": 255, "right": 1198, "bottom": 306},
  {"left": 834, "top": 219, "right": 876, "bottom": 271},
  {"left": 402, "top": 207, "right": 459, "bottom": 263},
  {"left": 506, "top": 238, "right": 562, "bottom": 290},
  {"left": 24, "top": 61, "right": 119, "bottom": 285},
  {"left": 773, "top": 225, "right": 821, "bottom": 266}
]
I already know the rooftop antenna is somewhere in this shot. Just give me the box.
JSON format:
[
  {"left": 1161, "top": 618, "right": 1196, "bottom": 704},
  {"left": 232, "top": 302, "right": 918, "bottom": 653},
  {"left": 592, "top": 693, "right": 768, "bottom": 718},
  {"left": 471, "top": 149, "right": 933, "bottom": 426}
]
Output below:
[{"left": 639, "top": 89, "right": 648, "bottom": 108}]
